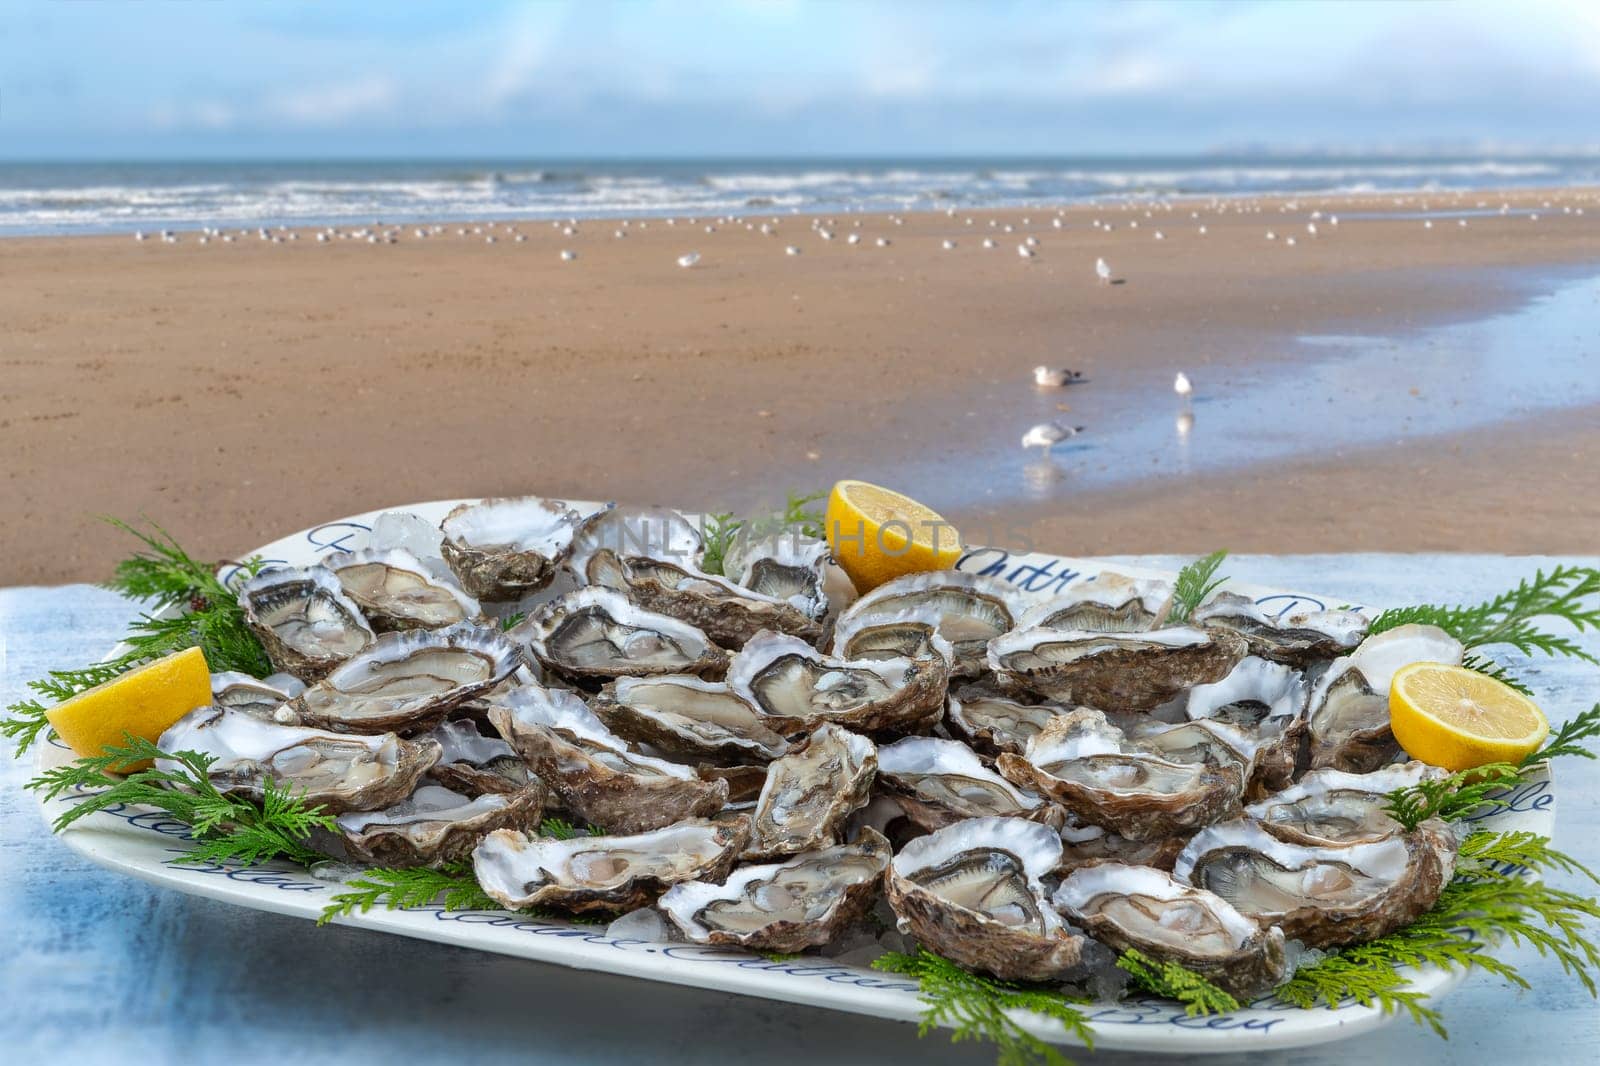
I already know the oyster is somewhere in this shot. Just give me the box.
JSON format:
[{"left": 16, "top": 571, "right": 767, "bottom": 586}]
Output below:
[
  {"left": 335, "top": 782, "right": 544, "bottom": 868},
  {"left": 724, "top": 532, "right": 832, "bottom": 621},
  {"left": 830, "top": 604, "right": 954, "bottom": 666},
  {"left": 746, "top": 723, "right": 877, "bottom": 859},
  {"left": 1056, "top": 819, "right": 1189, "bottom": 874},
  {"left": 876, "top": 736, "right": 1060, "bottom": 831},
  {"left": 439, "top": 496, "right": 581, "bottom": 601},
  {"left": 591, "top": 675, "right": 794, "bottom": 762},
  {"left": 884, "top": 816, "right": 1086, "bottom": 981},
  {"left": 322, "top": 548, "right": 482, "bottom": 632},
  {"left": 1173, "top": 818, "right": 1457, "bottom": 948},
  {"left": 1247, "top": 762, "right": 1447, "bottom": 847},
  {"left": 945, "top": 683, "right": 1066, "bottom": 758},
  {"left": 1305, "top": 625, "right": 1463, "bottom": 773},
  {"left": 566, "top": 505, "right": 704, "bottom": 577},
  {"left": 473, "top": 817, "right": 749, "bottom": 914},
  {"left": 1185, "top": 656, "right": 1305, "bottom": 797},
  {"left": 1128, "top": 714, "right": 1285, "bottom": 803},
  {"left": 988, "top": 626, "right": 1247, "bottom": 711},
  {"left": 421, "top": 716, "right": 535, "bottom": 795},
  {"left": 587, "top": 549, "right": 823, "bottom": 648},
  {"left": 237, "top": 566, "right": 375, "bottom": 681},
  {"left": 836, "top": 572, "right": 1025, "bottom": 677},
  {"left": 158, "top": 706, "right": 438, "bottom": 814},
  {"left": 515, "top": 587, "right": 728, "bottom": 686},
  {"left": 996, "top": 709, "right": 1242, "bottom": 841},
  {"left": 727, "top": 631, "right": 947, "bottom": 735},
  {"left": 287, "top": 623, "right": 522, "bottom": 734},
  {"left": 1052, "top": 862, "right": 1286, "bottom": 997},
  {"left": 210, "top": 670, "right": 305, "bottom": 722},
  {"left": 488, "top": 684, "right": 728, "bottom": 834},
  {"left": 658, "top": 828, "right": 892, "bottom": 951},
  {"left": 1018, "top": 573, "right": 1171, "bottom": 633},
  {"left": 1194, "top": 591, "right": 1367, "bottom": 666}
]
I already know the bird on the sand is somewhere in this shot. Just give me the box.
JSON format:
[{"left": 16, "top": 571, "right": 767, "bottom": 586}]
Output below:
[
  {"left": 1174, "top": 371, "right": 1193, "bottom": 400},
  {"left": 1021, "top": 422, "right": 1085, "bottom": 453},
  {"left": 560, "top": 249, "right": 577, "bottom": 261},
  {"left": 677, "top": 252, "right": 700, "bottom": 268},
  {"left": 1033, "top": 366, "right": 1083, "bottom": 388},
  {"left": 1095, "top": 257, "right": 1112, "bottom": 284},
  {"left": 1017, "top": 243, "right": 1035, "bottom": 259}
]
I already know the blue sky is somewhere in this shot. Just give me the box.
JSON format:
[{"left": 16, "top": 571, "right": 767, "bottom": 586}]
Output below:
[{"left": 4, "top": 0, "right": 1599, "bottom": 159}]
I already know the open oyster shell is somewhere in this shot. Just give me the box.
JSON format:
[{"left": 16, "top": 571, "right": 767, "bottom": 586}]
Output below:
[
  {"left": 238, "top": 566, "right": 375, "bottom": 682},
  {"left": 591, "top": 675, "right": 795, "bottom": 762},
  {"left": 1246, "top": 762, "right": 1447, "bottom": 847},
  {"left": 657, "top": 827, "right": 891, "bottom": 951},
  {"left": 1018, "top": 573, "right": 1171, "bottom": 633},
  {"left": 334, "top": 782, "right": 544, "bottom": 868},
  {"left": 209, "top": 670, "right": 305, "bottom": 722},
  {"left": 830, "top": 604, "right": 955, "bottom": 667},
  {"left": 945, "top": 683, "right": 1066, "bottom": 758},
  {"left": 420, "top": 716, "right": 535, "bottom": 795},
  {"left": 1052, "top": 861, "right": 1286, "bottom": 998},
  {"left": 728, "top": 631, "right": 947, "bottom": 735},
  {"left": 158, "top": 706, "right": 439, "bottom": 815},
  {"left": 723, "top": 532, "right": 832, "bottom": 622},
  {"left": 322, "top": 547, "right": 482, "bottom": 632},
  {"left": 885, "top": 816, "right": 1086, "bottom": 981},
  {"left": 996, "top": 709, "right": 1243, "bottom": 841},
  {"left": 988, "top": 626, "right": 1247, "bottom": 712},
  {"left": 587, "top": 549, "right": 824, "bottom": 648},
  {"left": 836, "top": 572, "right": 1025, "bottom": 678},
  {"left": 473, "top": 817, "right": 749, "bottom": 914},
  {"left": 286, "top": 623, "right": 522, "bottom": 735},
  {"left": 1173, "top": 817, "right": 1457, "bottom": 949},
  {"left": 567, "top": 505, "right": 704, "bottom": 577},
  {"left": 1056, "top": 819, "right": 1190, "bottom": 874},
  {"left": 876, "top": 736, "right": 1061, "bottom": 831},
  {"left": 1305, "top": 624, "right": 1463, "bottom": 773},
  {"left": 488, "top": 684, "right": 728, "bottom": 834},
  {"left": 1185, "top": 655, "right": 1306, "bottom": 798},
  {"left": 1194, "top": 591, "right": 1367, "bottom": 667},
  {"left": 746, "top": 723, "right": 877, "bottom": 859},
  {"left": 515, "top": 586, "right": 728, "bottom": 686},
  {"left": 439, "top": 496, "right": 581, "bottom": 601}
]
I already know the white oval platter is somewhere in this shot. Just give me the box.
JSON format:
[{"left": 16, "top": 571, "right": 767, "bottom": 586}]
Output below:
[{"left": 32, "top": 498, "right": 1556, "bottom": 1054}]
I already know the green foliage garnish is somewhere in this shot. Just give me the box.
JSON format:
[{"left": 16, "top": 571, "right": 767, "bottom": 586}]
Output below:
[
  {"left": 1115, "top": 950, "right": 1240, "bottom": 1016},
  {"left": 537, "top": 817, "right": 606, "bottom": 839},
  {"left": 698, "top": 491, "right": 826, "bottom": 576},
  {"left": 318, "top": 861, "right": 499, "bottom": 925},
  {"left": 3, "top": 517, "right": 271, "bottom": 755},
  {"left": 777, "top": 490, "right": 828, "bottom": 540},
  {"left": 1537, "top": 703, "right": 1600, "bottom": 763},
  {"left": 872, "top": 949, "right": 1093, "bottom": 1066},
  {"left": 1369, "top": 565, "right": 1600, "bottom": 666},
  {"left": 699, "top": 511, "right": 741, "bottom": 576},
  {"left": 1166, "top": 550, "right": 1229, "bottom": 624},
  {"left": 26, "top": 735, "right": 335, "bottom": 867},
  {"left": 498, "top": 611, "right": 526, "bottom": 632}
]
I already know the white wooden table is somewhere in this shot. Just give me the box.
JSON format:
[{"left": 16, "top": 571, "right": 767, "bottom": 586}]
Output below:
[{"left": 3, "top": 556, "right": 1597, "bottom": 1065}]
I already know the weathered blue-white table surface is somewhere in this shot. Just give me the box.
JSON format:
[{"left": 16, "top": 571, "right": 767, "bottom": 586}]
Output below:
[{"left": 3, "top": 555, "right": 1597, "bottom": 1066}]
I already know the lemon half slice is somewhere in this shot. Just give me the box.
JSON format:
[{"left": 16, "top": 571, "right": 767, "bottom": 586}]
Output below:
[
  {"left": 45, "top": 646, "right": 212, "bottom": 769},
  {"left": 1389, "top": 661, "right": 1549, "bottom": 771},
  {"left": 825, "top": 480, "right": 963, "bottom": 593}
]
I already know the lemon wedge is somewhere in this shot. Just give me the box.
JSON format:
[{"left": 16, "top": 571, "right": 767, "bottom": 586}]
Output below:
[
  {"left": 825, "top": 480, "right": 963, "bottom": 593},
  {"left": 45, "top": 646, "right": 212, "bottom": 769},
  {"left": 1389, "top": 661, "right": 1549, "bottom": 771}
]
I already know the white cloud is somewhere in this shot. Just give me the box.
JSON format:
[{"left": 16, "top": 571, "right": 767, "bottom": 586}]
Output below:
[{"left": 265, "top": 76, "right": 398, "bottom": 125}]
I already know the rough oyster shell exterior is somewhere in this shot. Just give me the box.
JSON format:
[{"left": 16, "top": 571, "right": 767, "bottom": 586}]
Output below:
[
  {"left": 334, "top": 782, "right": 545, "bottom": 868},
  {"left": 988, "top": 626, "right": 1248, "bottom": 711},
  {"left": 439, "top": 496, "right": 581, "bottom": 601},
  {"left": 746, "top": 723, "right": 877, "bottom": 859}
]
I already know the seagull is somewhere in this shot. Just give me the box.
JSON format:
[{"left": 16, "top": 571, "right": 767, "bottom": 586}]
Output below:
[
  {"left": 982, "top": 238, "right": 997, "bottom": 249},
  {"left": 847, "top": 233, "right": 861, "bottom": 245},
  {"left": 785, "top": 245, "right": 801, "bottom": 256},
  {"left": 1033, "top": 366, "right": 1083, "bottom": 388},
  {"left": 1017, "top": 243, "right": 1034, "bottom": 259},
  {"left": 677, "top": 252, "right": 700, "bottom": 268},
  {"left": 560, "top": 249, "right": 577, "bottom": 261},
  {"left": 1095, "top": 257, "right": 1112, "bottom": 284},
  {"left": 1174, "top": 371, "right": 1193, "bottom": 400},
  {"left": 1021, "top": 422, "right": 1085, "bottom": 453},
  {"left": 942, "top": 239, "right": 956, "bottom": 250},
  {"left": 876, "top": 237, "right": 891, "bottom": 247}
]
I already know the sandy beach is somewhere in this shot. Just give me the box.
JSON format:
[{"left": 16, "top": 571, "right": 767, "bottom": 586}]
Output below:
[{"left": 3, "top": 187, "right": 1598, "bottom": 586}]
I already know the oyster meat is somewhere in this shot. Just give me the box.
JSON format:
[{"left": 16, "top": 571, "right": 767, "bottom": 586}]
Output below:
[
  {"left": 988, "top": 626, "right": 1247, "bottom": 711},
  {"left": 1056, "top": 819, "right": 1190, "bottom": 874},
  {"left": 830, "top": 604, "right": 954, "bottom": 666},
  {"left": 1185, "top": 655, "right": 1306, "bottom": 798},
  {"left": 728, "top": 631, "right": 947, "bottom": 735},
  {"left": 591, "top": 675, "right": 794, "bottom": 762},
  {"left": 335, "top": 782, "right": 544, "bottom": 867},
  {"left": 238, "top": 566, "right": 375, "bottom": 681},
  {"left": 885, "top": 816, "right": 1086, "bottom": 981},
  {"left": 945, "top": 683, "right": 1066, "bottom": 758},
  {"left": 746, "top": 723, "right": 877, "bottom": 859},
  {"left": 723, "top": 532, "right": 832, "bottom": 621},
  {"left": 658, "top": 827, "right": 892, "bottom": 951},
  {"left": 1247, "top": 762, "right": 1447, "bottom": 847},
  {"left": 588, "top": 549, "right": 823, "bottom": 649},
  {"left": 1194, "top": 591, "right": 1367, "bottom": 667},
  {"left": 209, "top": 670, "right": 305, "bottom": 722},
  {"left": 439, "top": 496, "right": 581, "bottom": 601},
  {"left": 1017, "top": 573, "right": 1171, "bottom": 633},
  {"left": 1305, "top": 624, "right": 1463, "bottom": 773},
  {"left": 876, "top": 736, "right": 1059, "bottom": 831},
  {"left": 421, "top": 716, "right": 535, "bottom": 795},
  {"left": 1052, "top": 862, "right": 1286, "bottom": 997},
  {"left": 322, "top": 547, "right": 482, "bottom": 632},
  {"left": 473, "top": 817, "right": 749, "bottom": 914},
  {"left": 836, "top": 572, "right": 1024, "bottom": 677},
  {"left": 516, "top": 587, "right": 728, "bottom": 686}
]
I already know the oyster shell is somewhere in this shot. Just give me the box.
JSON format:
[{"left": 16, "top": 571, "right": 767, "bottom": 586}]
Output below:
[
  {"left": 473, "top": 817, "right": 749, "bottom": 914},
  {"left": 591, "top": 675, "right": 794, "bottom": 762},
  {"left": 439, "top": 496, "right": 581, "bottom": 601},
  {"left": 567, "top": 505, "right": 704, "bottom": 577},
  {"left": 1185, "top": 656, "right": 1306, "bottom": 797},
  {"left": 488, "top": 684, "right": 728, "bottom": 834},
  {"left": 728, "top": 631, "right": 947, "bottom": 735},
  {"left": 515, "top": 587, "right": 728, "bottom": 686},
  {"left": 830, "top": 604, "right": 954, "bottom": 666},
  {"left": 876, "top": 736, "right": 1060, "bottom": 831},
  {"left": 587, "top": 549, "right": 823, "bottom": 648},
  {"left": 335, "top": 782, "right": 544, "bottom": 868},
  {"left": 997, "top": 709, "right": 1243, "bottom": 841},
  {"left": 1056, "top": 819, "right": 1189, "bottom": 874},
  {"left": 1018, "top": 573, "right": 1171, "bottom": 633},
  {"left": 657, "top": 828, "right": 892, "bottom": 951},
  {"left": 945, "top": 683, "right": 1066, "bottom": 758},
  {"left": 1194, "top": 591, "right": 1367, "bottom": 667},
  {"left": 885, "top": 816, "right": 1086, "bottom": 981},
  {"left": 158, "top": 706, "right": 438, "bottom": 814},
  {"left": 746, "top": 723, "right": 877, "bottom": 859},
  {"left": 836, "top": 572, "right": 1025, "bottom": 677},
  {"left": 322, "top": 548, "right": 482, "bottom": 632},
  {"left": 421, "top": 716, "right": 535, "bottom": 795},
  {"left": 237, "top": 566, "right": 375, "bottom": 681},
  {"left": 987, "top": 626, "right": 1247, "bottom": 711},
  {"left": 1247, "top": 762, "right": 1448, "bottom": 847},
  {"left": 724, "top": 532, "right": 832, "bottom": 621},
  {"left": 1052, "top": 862, "right": 1286, "bottom": 997},
  {"left": 209, "top": 670, "right": 305, "bottom": 722},
  {"left": 1173, "top": 818, "right": 1457, "bottom": 948},
  {"left": 287, "top": 623, "right": 522, "bottom": 734},
  {"left": 1304, "top": 625, "right": 1463, "bottom": 773}
]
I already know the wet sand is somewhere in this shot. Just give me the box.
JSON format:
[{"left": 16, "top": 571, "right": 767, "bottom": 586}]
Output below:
[{"left": 2, "top": 188, "right": 1598, "bottom": 585}]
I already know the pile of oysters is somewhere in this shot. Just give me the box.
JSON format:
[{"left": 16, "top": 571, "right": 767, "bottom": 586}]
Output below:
[{"left": 161, "top": 497, "right": 1468, "bottom": 998}]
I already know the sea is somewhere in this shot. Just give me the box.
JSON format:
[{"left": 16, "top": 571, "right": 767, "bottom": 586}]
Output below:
[{"left": 1, "top": 155, "right": 1597, "bottom": 236}]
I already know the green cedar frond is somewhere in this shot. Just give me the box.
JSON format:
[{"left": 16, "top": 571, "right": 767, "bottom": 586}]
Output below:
[
  {"left": 1115, "top": 950, "right": 1240, "bottom": 1016},
  {"left": 780, "top": 490, "right": 828, "bottom": 541},
  {"left": 539, "top": 817, "right": 582, "bottom": 839},
  {"left": 1461, "top": 654, "right": 1533, "bottom": 696},
  {"left": 1275, "top": 952, "right": 1446, "bottom": 1036},
  {"left": 1457, "top": 831, "right": 1600, "bottom": 885},
  {"left": 872, "top": 949, "right": 1093, "bottom": 1066},
  {"left": 318, "top": 861, "right": 500, "bottom": 925},
  {"left": 26, "top": 735, "right": 334, "bottom": 867},
  {"left": 1537, "top": 704, "right": 1600, "bottom": 763},
  {"left": 0, "top": 700, "right": 53, "bottom": 753},
  {"left": 1368, "top": 566, "right": 1600, "bottom": 664},
  {"left": 699, "top": 512, "right": 741, "bottom": 576},
  {"left": 700, "top": 491, "right": 826, "bottom": 576},
  {"left": 1382, "top": 763, "right": 1523, "bottom": 831},
  {"left": 498, "top": 611, "right": 526, "bottom": 632},
  {"left": 1166, "top": 551, "right": 1229, "bottom": 624}
]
